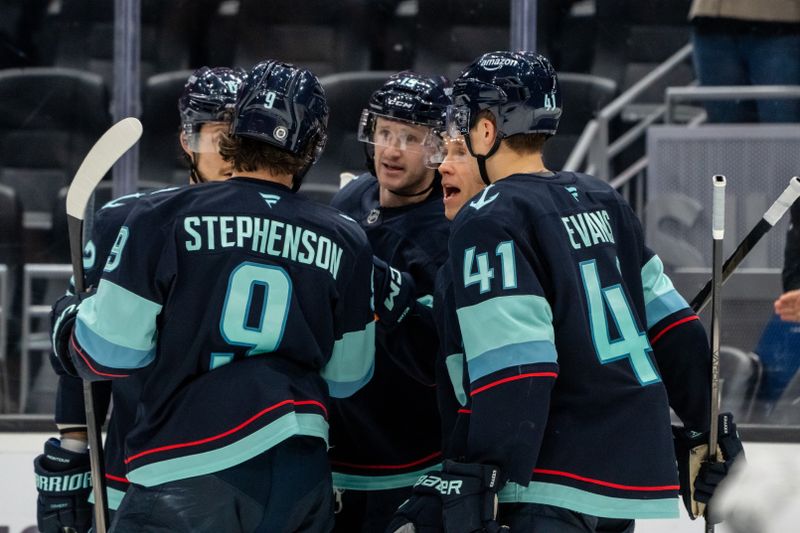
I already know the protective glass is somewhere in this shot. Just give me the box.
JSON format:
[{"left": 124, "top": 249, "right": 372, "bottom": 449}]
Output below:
[
  {"left": 183, "top": 121, "right": 228, "bottom": 153},
  {"left": 424, "top": 132, "right": 473, "bottom": 169},
  {"left": 444, "top": 104, "right": 472, "bottom": 138},
  {"left": 357, "top": 110, "right": 432, "bottom": 153}
]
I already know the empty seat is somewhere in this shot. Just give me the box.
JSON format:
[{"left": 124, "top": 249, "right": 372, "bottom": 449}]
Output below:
[
  {"left": 718, "top": 346, "right": 762, "bottom": 422},
  {"left": 544, "top": 72, "right": 617, "bottom": 170},
  {"left": 49, "top": 0, "right": 190, "bottom": 86},
  {"left": 414, "top": 0, "right": 510, "bottom": 80},
  {"left": 302, "top": 71, "right": 394, "bottom": 190},
  {"left": 0, "top": 67, "right": 110, "bottom": 234},
  {"left": 140, "top": 69, "right": 194, "bottom": 185},
  {"left": 208, "top": 0, "right": 370, "bottom": 76}
]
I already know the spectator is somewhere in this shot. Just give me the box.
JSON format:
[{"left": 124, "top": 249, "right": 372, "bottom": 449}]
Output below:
[{"left": 690, "top": 0, "right": 800, "bottom": 123}]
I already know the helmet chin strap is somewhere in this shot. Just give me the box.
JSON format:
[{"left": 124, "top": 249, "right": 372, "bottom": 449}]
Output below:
[
  {"left": 188, "top": 153, "right": 208, "bottom": 184},
  {"left": 463, "top": 133, "right": 502, "bottom": 186}
]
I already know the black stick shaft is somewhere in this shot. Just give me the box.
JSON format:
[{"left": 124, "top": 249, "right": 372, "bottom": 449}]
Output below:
[
  {"left": 67, "top": 214, "right": 109, "bottom": 532},
  {"left": 690, "top": 219, "right": 770, "bottom": 313}
]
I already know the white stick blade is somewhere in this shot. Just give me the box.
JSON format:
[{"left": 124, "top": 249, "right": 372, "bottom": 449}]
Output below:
[{"left": 66, "top": 117, "right": 143, "bottom": 219}]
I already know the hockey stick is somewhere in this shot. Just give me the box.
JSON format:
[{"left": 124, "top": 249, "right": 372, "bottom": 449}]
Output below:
[
  {"left": 706, "top": 175, "right": 725, "bottom": 533},
  {"left": 690, "top": 176, "right": 800, "bottom": 314},
  {"left": 65, "top": 117, "right": 143, "bottom": 533}
]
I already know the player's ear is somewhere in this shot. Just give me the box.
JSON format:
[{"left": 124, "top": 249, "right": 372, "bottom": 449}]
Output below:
[
  {"left": 473, "top": 117, "right": 497, "bottom": 152},
  {"left": 179, "top": 131, "right": 191, "bottom": 157}
]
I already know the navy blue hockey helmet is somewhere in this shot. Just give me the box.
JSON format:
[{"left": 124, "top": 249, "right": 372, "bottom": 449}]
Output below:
[
  {"left": 449, "top": 51, "right": 561, "bottom": 139},
  {"left": 179, "top": 66, "right": 245, "bottom": 129},
  {"left": 232, "top": 60, "right": 329, "bottom": 165}
]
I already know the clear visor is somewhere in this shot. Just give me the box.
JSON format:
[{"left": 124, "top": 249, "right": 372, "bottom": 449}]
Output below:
[
  {"left": 357, "top": 110, "right": 435, "bottom": 154},
  {"left": 444, "top": 104, "right": 472, "bottom": 138},
  {"left": 183, "top": 121, "right": 229, "bottom": 153},
  {"left": 423, "top": 132, "right": 473, "bottom": 169}
]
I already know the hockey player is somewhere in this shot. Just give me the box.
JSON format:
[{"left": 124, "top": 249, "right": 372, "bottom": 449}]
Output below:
[
  {"left": 328, "top": 72, "right": 451, "bottom": 533},
  {"left": 391, "top": 51, "right": 744, "bottom": 532},
  {"left": 35, "top": 65, "right": 244, "bottom": 533},
  {"left": 49, "top": 60, "right": 375, "bottom": 532}
]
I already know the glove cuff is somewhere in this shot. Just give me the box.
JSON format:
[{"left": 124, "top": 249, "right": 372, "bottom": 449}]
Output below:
[{"left": 34, "top": 438, "right": 92, "bottom": 497}]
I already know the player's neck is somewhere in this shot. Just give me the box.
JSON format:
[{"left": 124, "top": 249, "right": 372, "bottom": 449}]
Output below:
[
  {"left": 234, "top": 170, "right": 294, "bottom": 189},
  {"left": 486, "top": 147, "right": 547, "bottom": 183}
]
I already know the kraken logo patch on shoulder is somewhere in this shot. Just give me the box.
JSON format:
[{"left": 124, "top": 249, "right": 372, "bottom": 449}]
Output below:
[{"left": 366, "top": 208, "right": 381, "bottom": 225}]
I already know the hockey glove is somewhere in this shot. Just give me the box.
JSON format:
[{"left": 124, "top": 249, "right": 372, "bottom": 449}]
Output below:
[
  {"left": 50, "top": 289, "right": 93, "bottom": 377},
  {"left": 673, "top": 412, "right": 745, "bottom": 521},
  {"left": 386, "top": 471, "right": 444, "bottom": 533},
  {"left": 373, "top": 256, "right": 417, "bottom": 327},
  {"left": 440, "top": 460, "right": 509, "bottom": 533},
  {"left": 33, "top": 438, "right": 93, "bottom": 533}
]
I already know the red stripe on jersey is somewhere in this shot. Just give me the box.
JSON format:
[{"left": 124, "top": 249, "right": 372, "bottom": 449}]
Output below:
[
  {"left": 650, "top": 315, "right": 699, "bottom": 345},
  {"left": 470, "top": 372, "right": 558, "bottom": 396},
  {"left": 125, "top": 399, "right": 328, "bottom": 464},
  {"left": 70, "top": 334, "right": 129, "bottom": 378},
  {"left": 105, "top": 473, "right": 130, "bottom": 484},
  {"left": 457, "top": 408, "right": 472, "bottom": 414},
  {"left": 534, "top": 468, "right": 679, "bottom": 492},
  {"left": 331, "top": 451, "right": 442, "bottom": 470}
]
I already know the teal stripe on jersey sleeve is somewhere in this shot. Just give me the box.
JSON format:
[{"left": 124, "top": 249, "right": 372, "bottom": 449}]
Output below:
[
  {"left": 456, "top": 294, "right": 556, "bottom": 380},
  {"left": 499, "top": 481, "right": 679, "bottom": 519},
  {"left": 322, "top": 321, "right": 376, "bottom": 398},
  {"left": 74, "top": 320, "right": 155, "bottom": 370},
  {"left": 641, "top": 255, "right": 689, "bottom": 328},
  {"left": 75, "top": 280, "right": 161, "bottom": 369},
  {"left": 445, "top": 353, "right": 467, "bottom": 406},
  {"left": 417, "top": 294, "right": 434, "bottom": 308},
  {"left": 467, "top": 341, "right": 558, "bottom": 382}
]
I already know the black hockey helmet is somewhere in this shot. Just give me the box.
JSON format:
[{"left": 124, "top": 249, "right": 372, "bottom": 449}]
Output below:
[
  {"left": 232, "top": 60, "right": 329, "bottom": 166},
  {"left": 358, "top": 72, "right": 450, "bottom": 196},
  {"left": 448, "top": 50, "right": 561, "bottom": 184},
  {"left": 179, "top": 66, "right": 245, "bottom": 128},
  {"left": 449, "top": 51, "right": 561, "bottom": 138},
  {"left": 362, "top": 71, "right": 451, "bottom": 130}
]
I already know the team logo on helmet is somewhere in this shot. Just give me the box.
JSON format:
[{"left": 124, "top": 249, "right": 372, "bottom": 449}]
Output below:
[{"left": 274, "top": 126, "right": 288, "bottom": 141}]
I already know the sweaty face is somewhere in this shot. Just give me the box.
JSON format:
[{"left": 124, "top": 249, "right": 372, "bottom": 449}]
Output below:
[
  {"left": 373, "top": 117, "right": 435, "bottom": 199},
  {"left": 438, "top": 136, "right": 484, "bottom": 220},
  {"left": 182, "top": 121, "right": 234, "bottom": 182}
]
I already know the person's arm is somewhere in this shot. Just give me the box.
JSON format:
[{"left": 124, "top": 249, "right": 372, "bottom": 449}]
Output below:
[
  {"left": 450, "top": 216, "right": 557, "bottom": 486},
  {"left": 67, "top": 201, "right": 173, "bottom": 382},
  {"left": 641, "top": 251, "right": 711, "bottom": 431},
  {"left": 321, "top": 234, "right": 376, "bottom": 398}
]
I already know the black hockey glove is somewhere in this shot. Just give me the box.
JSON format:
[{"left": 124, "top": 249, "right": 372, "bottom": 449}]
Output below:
[
  {"left": 386, "top": 471, "right": 444, "bottom": 533},
  {"left": 33, "top": 438, "right": 93, "bottom": 533},
  {"left": 673, "top": 412, "right": 745, "bottom": 522},
  {"left": 49, "top": 289, "right": 93, "bottom": 377},
  {"left": 373, "top": 256, "right": 417, "bottom": 328},
  {"left": 440, "top": 460, "right": 509, "bottom": 533}
]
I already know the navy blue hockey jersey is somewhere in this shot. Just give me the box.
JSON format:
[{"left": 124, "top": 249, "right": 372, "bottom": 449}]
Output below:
[
  {"left": 328, "top": 173, "right": 449, "bottom": 490},
  {"left": 70, "top": 177, "right": 375, "bottom": 487},
  {"left": 56, "top": 187, "right": 179, "bottom": 507},
  {"left": 446, "top": 171, "right": 711, "bottom": 519}
]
